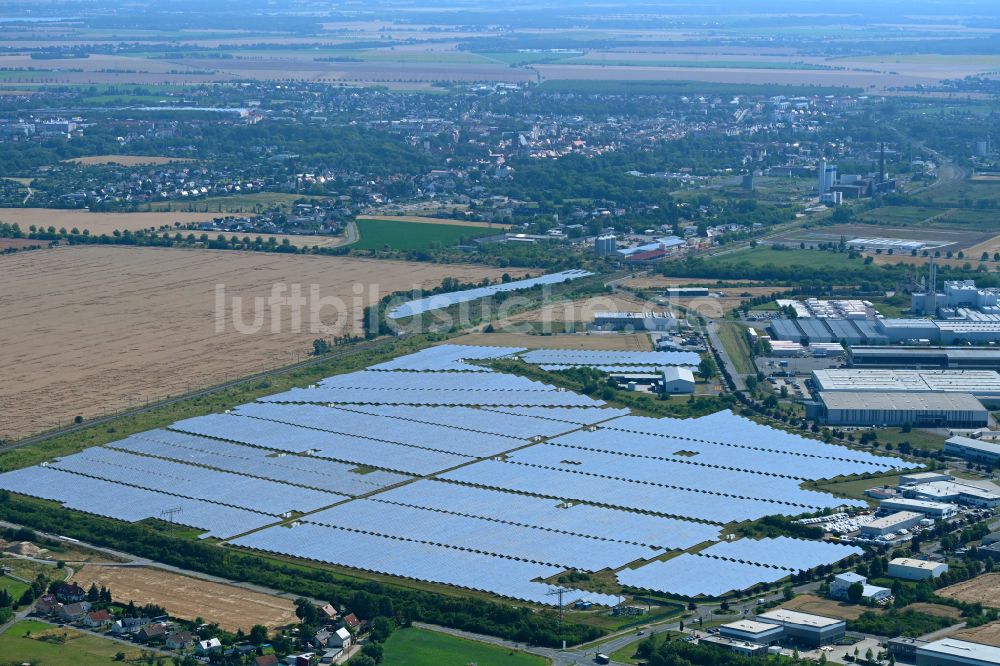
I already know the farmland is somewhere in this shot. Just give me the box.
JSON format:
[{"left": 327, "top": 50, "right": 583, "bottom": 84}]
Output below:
[
  {"left": 778, "top": 593, "right": 872, "bottom": 621},
  {"left": 938, "top": 574, "right": 1000, "bottom": 609},
  {"left": 712, "top": 247, "right": 863, "bottom": 270},
  {"left": 0, "top": 245, "right": 515, "bottom": 440},
  {"left": 0, "top": 620, "right": 146, "bottom": 666},
  {"left": 360, "top": 214, "right": 510, "bottom": 229},
  {"left": 381, "top": 627, "right": 547, "bottom": 666},
  {"left": 66, "top": 154, "right": 193, "bottom": 166},
  {"left": 149, "top": 192, "right": 325, "bottom": 214},
  {"left": 70, "top": 565, "right": 298, "bottom": 631},
  {"left": 0, "top": 207, "right": 219, "bottom": 234},
  {"left": 351, "top": 217, "right": 496, "bottom": 251}
]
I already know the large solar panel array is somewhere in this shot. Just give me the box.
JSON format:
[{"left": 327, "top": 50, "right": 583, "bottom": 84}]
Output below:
[
  {"left": 49, "top": 447, "right": 342, "bottom": 515},
  {"left": 540, "top": 365, "right": 665, "bottom": 373},
  {"left": 369, "top": 345, "right": 524, "bottom": 372},
  {"left": 617, "top": 554, "right": 791, "bottom": 598},
  {"left": 307, "top": 499, "right": 659, "bottom": 572},
  {"left": 234, "top": 521, "right": 619, "bottom": 606},
  {"left": 387, "top": 270, "right": 593, "bottom": 319},
  {"left": 109, "top": 429, "right": 410, "bottom": 496},
  {"left": 0, "top": 344, "right": 910, "bottom": 604},
  {"left": 258, "top": 385, "right": 605, "bottom": 407},
  {"left": 0, "top": 466, "right": 276, "bottom": 539},
  {"left": 522, "top": 349, "right": 700, "bottom": 367},
  {"left": 171, "top": 413, "right": 473, "bottom": 475},
  {"left": 373, "top": 480, "right": 720, "bottom": 550},
  {"left": 699, "top": 537, "right": 862, "bottom": 573},
  {"left": 505, "top": 444, "right": 864, "bottom": 513}
]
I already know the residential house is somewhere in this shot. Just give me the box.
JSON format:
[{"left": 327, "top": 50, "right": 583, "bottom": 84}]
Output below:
[
  {"left": 320, "top": 603, "right": 338, "bottom": 621},
  {"left": 138, "top": 623, "right": 166, "bottom": 642},
  {"left": 197, "top": 637, "right": 223, "bottom": 654},
  {"left": 54, "top": 583, "right": 86, "bottom": 602},
  {"left": 59, "top": 601, "right": 91, "bottom": 622},
  {"left": 83, "top": 609, "right": 112, "bottom": 628},
  {"left": 312, "top": 628, "right": 332, "bottom": 649},
  {"left": 166, "top": 631, "right": 194, "bottom": 650},
  {"left": 255, "top": 656, "right": 279, "bottom": 666},
  {"left": 34, "top": 594, "right": 59, "bottom": 614},
  {"left": 285, "top": 654, "right": 315, "bottom": 666},
  {"left": 341, "top": 613, "right": 361, "bottom": 633},
  {"left": 110, "top": 616, "right": 150, "bottom": 634},
  {"left": 329, "top": 627, "right": 352, "bottom": 649}
]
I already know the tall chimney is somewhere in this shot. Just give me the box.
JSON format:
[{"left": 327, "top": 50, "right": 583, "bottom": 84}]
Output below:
[{"left": 879, "top": 142, "right": 886, "bottom": 183}]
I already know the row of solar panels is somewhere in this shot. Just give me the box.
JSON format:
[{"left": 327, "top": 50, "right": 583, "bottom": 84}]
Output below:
[
  {"left": 386, "top": 270, "right": 593, "bottom": 319},
  {"left": 0, "top": 466, "right": 276, "bottom": 539},
  {"left": 233, "top": 521, "right": 619, "bottom": 607},
  {"left": 522, "top": 349, "right": 700, "bottom": 367},
  {"left": 369, "top": 345, "right": 523, "bottom": 372}
]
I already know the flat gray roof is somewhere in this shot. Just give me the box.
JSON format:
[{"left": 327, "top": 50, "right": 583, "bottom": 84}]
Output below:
[
  {"left": 757, "top": 609, "right": 844, "bottom": 629},
  {"left": 813, "top": 369, "right": 1000, "bottom": 394},
  {"left": 918, "top": 638, "right": 1000, "bottom": 663},
  {"left": 946, "top": 436, "right": 1000, "bottom": 456},
  {"left": 820, "top": 392, "right": 986, "bottom": 412}
]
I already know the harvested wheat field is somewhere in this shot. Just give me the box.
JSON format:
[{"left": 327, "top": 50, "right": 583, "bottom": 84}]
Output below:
[
  {"left": 938, "top": 574, "right": 1000, "bottom": 609},
  {"left": 71, "top": 565, "right": 296, "bottom": 632},
  {"left": 448, "top": 332, "right": 652, "bottom": 351},
  {"left": 954, "top": 621, "right": 1000, "bottom": 647},
  {"left": 779, "top": 594, "right": 872, "bottom": 621},
  {"left": 0, "top": 245, "right": 514, "bottom": 439},
  {"left": 67, "top": 155, "right": 193, "bottom": 166},
  {"left": 0, "top": 208, "right": 220, "bottom": 235}
]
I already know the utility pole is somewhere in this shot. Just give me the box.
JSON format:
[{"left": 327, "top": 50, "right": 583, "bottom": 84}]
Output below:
[{"left": 546, "top": 587, "right": 568, "bottom": 649}]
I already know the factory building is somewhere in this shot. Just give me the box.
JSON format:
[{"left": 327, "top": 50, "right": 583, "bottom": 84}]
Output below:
[
  {"left": 848, "top": 347, "right": 1000, "bottom": 371},
  {"left": 756, "top": 609, "right": 846, "bottom": 647},
  {"left": 888, "top": 558, "right": 949, "bottom": 581},
  {"left": 829, "top": 572, "right": 891, "bottom": 602},
  {"left": 860, "top": 511, "right": 924, "bottom": 537},
  {"left": 900, "top": 472, "right": 954, "bottom": 486},
  {"left": 699, "top": 635, "right": 770, "bottom": 657},
  {"left": 902, "top": 479, "right": 1000, "bottom": 508},
  {"left": 592, "top": 312, "right": 678, "bottom": 332},
  {"left": 916, "top": 638, "right": 1000, "bottom": 666},
  {"left": 847, "top": 238, "right": 926, "bottom": 253},
  {"left": 719, "top": 620, "right": 785, "bottom": 646},
  {"left": 879, "top": 498, "right": 957, "bottom": 519},
  {"left": 811, "top": 369, "right": 1000, "bottom": 399},
  {"left": 661, "top": 366, "right": 696, "bottom": 394},
  {"left": 817, "top": 392, "right": 988, "bottom": 428},
  {"left": 944, "top": 436, "right": 1000, "bottom": 467}
]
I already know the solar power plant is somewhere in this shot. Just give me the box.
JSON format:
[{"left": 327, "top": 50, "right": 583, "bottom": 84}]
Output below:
[
  {"left": 258, "top": 386, "right": 605, "bottom": 407},
  {"left": 699, "top": 537, "right": 862, "bottom": 572},
  {"left": 368, "top": 345, "right": 524, "bottom": 372},
  {"left": 306, "top": 499, "right": 661, "bottom": 571},
  {"left": 232, "top": 521, "right": 619, "bottom": 606},
  {"left": 109, "top": 429, "right": 410, "bottom": 496},
  {"left": 48, "top": 447, "right": 343, "bottom": 515},
  {"left": 233, "top": 403, "right": 527, "bottom": 458},
  {"left": 539, "top": 365, "right": 669, "bottom": 373},
  {"left": 481, "top": 405, "right": 630, "bottom": 425},
  {"left": 325, "top": 404, "right": 590, "bottom": 440},
  {"left": 605, "top": 412, "right": 909, "bottom": 473},
  {"left": 315, "top": 370, "right": 559, "bottom": 392},
  {"left": 617, "top": 554, "right": 791, "bottom": 597},
  {"left": 373, "top": 480, "right": 720, "bottom": 549},
  {"left": 441, "top": 460, "right": 830, "bottom": 523},
  {"left": 522, "top": 350, "right": 701, "bottom": 367},
  {"left": 548, "top": 427, "right": 889, "bottom": 481},
  {"left": 387, "top": 269, "right": 593, "bottom": 319},
  {"left": 170, "top": 413, "right": 473, "bottom": 475},
  {"left": 504, "top": 445, "right": 863, "bottom": 513},
  {"left": 0, "top": 466, "right": 277, "bottom": 539}
]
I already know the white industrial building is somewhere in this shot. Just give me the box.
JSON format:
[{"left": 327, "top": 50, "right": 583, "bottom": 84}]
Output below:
[
  {"left": 847, "top": 238, "right": 926, "bottom": 253},
  {"left": 944, "top": 436, "right": 1000, "bottom": 467},
  {"left": 860, "top": 511, "right": 923, "bottom": 537},
  {"left": 902, "top": 480, "right": 1000, "bottom": 508},
  {"left": 880, "top": 497, "right": 957, "bottom": 519},
  {"left": 661, "top": 366, "right": 696, "bottom": 394},
  {"left": 888, "top": 558, "right": 948, "bottom": 581},
  {"left": 829, "top": 572, "right": 891, "bottom": 602},
  {"left": 917, "top": 638, "right": 1000, "bottom": 666},
  {"left": 900, "top": 472, "right": 954, "bottom": 486},
  {"left": 592, "top": 311, "right": 678, "bottom": 332},
  {"left": 756, "top": 609, "right": 846, "bottom": 647},
  {"left": 812, "top": 369, "right": 1000, "bottom": 398},
  {"left": 817, "top": 392, "right": 988, "bottom": 428},
  {"left": 719, "top": 619, "right": 785, "bottom": 645}
]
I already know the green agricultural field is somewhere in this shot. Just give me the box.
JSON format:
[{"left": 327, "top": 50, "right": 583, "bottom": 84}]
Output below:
[
  {"left": 810, "top": 472, "right": 902, "bottom": 502},
  {"left": 566, "top": 58, "right": 828, "bottom": 70},
  {"left": 713, "top": 247, "right": 861, "bottom": 270},
  {"left": 0, "top": 620, "right": 146, "bottom": 666},
  {"left": 0, "top": 574, "right": 29, "bottom": 600},
  {"left": 481, "top": 51, "right": 582, "bottom": 66},
  {"left": 716, "top": 322, "right": 755, "bottom": 375},
  {"left": 536, "top": 80, "right": 862, "bottom": 96},
  {"left": 857, "top": 206, "right": 942, "bottom": 226},
  {"left": 351, "top": 218, "right": 493, "bottom": 251},
  {"left": 381, "top": 627, "right": 548, "bottom": 666}
]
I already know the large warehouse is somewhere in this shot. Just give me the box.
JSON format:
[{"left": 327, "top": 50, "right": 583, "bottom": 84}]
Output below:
[
  {"left": 812, "top": 369, "right": 1000, "bottom": 398},
  {"left": 888, "top": 558, "right": 949, "bottom": 581},
  {"left": 916, "top": 638, "right": 1000, "bottom": 666},
  {"left": 848, "top": 347, "right": 1000, "bottom": 371},
  {"left": 944, "top": 436, "right": 1000, "bottom": 467},
  {"left": 817, "top": 392, "right": 988, "bottom": 428}
]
